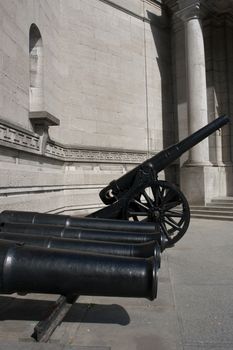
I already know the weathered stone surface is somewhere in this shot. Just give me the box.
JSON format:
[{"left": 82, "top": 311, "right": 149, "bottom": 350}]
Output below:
[{"left": 0, "top": 0, "right": 174, "bottom": 213}]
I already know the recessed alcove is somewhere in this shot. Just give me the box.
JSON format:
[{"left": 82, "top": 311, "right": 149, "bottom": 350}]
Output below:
[{"left": 29, "top": 24, "right": 44, "bottom": 112}]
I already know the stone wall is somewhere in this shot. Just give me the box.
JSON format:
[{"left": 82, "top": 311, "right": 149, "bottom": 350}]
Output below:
[
  {"left": 0, "top": 0, "right": 63, "bottom": 129},
  {"left": 0, "top": 0, "right": 174, "bottom": 214}
]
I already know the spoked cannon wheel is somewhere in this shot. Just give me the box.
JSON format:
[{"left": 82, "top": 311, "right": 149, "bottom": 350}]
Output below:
[{"left": 123, "top": 180, "right": 190, "bottom": 245}]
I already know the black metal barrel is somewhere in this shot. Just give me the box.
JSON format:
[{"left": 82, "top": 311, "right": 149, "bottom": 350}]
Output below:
[
  {"left": 0, "top": 210, "right": 158, "bottom": 233},
  {"left": 0, "top": 222, "right": 166, "bottom": 248},
  {"left": 0, "top": 239, "right": 158, "bottom": 300},
  {"left": 0, "top": 232, "right": 162, "bottom": 262}
]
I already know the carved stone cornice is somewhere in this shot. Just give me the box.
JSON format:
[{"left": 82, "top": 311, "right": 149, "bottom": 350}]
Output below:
[
  {"left": 170, "top": 1, "right": 212, "bottom": 32},
  {"left": 175, "top": 1, "right": 201, "bottom": 21},
  {"left": 45, "top": 141, "right": 148, "bottom": 164},
  {"left": 0, "top": 118, "right": 148, "bottom": 164},
  {"left": 164, "top": 0, "right": 202, "bottom": 14},
  {"left": 165, "top": 0, "right": 233, "bottom": 20}
]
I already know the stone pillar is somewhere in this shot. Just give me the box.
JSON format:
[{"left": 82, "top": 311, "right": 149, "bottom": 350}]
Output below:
[
  {"left": 178, "top": 1, "right": 210, "bottom": 165},
  {"left": 175, "top": 2, "right": 213, "bottom": 204},
  {"left": 165, "top": 0, "right": 233, "bottom": 203}
]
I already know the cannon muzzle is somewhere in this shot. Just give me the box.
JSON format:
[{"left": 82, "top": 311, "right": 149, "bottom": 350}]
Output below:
[
  {"left": 0, "top": 210, "right": 158, "bottom": 233},
  {"left": 0, "top": 222, "right": 167, "bottom": 249},
  {"left": 0, "top": 240, "right": 158, "bottom": 300}
]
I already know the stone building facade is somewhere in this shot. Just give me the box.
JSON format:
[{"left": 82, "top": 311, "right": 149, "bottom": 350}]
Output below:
[
  {"left": 165, "top": 0, "right": 233, "bottom": 204},
  {"left": 0, "top": 0, "right": 232, "bottom": 215}
]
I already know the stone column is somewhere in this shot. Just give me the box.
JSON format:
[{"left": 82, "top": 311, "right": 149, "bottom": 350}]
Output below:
[
  {"left": 166, "top": 0, "right": 233, "bottom": 203},
  {"left": 178, "top": 1, "right": 210, "bottom": 165},
  {"left": 175, "top": 1, "right": 213, "bottom": 204}
]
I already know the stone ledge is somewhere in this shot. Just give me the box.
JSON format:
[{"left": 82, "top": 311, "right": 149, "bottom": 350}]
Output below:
[
  {"left": 29, "top": 111, "right": 60, "bottom": 154},
  {"left": 29, "top": 111, "right": 60, "bottom": 127}
]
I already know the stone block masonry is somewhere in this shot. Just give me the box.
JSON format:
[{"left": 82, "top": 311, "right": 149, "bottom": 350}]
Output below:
[{"left": 0, "top": 0, "right": 173, "bottom": 213}]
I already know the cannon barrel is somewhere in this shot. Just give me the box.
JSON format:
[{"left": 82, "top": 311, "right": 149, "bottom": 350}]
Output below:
[
  {"left": 99, "top": 115, "right": 230, "bottom": 203},
  {"left": 0, "top": 222, "right": 167, "bottom": 248},
  {"left": 0, "top": 210, "right": 158, "bottom": 233},
  {"left": 0, "top": 232, "right": 162, "bottom": 262},
  {"left": 0, "top": 239, "right": 158, "bottom": 300}
]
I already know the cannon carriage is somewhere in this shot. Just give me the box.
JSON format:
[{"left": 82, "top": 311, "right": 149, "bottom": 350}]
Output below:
[{"left": 89, "top": 115, "right": 230, "bottom": 245}]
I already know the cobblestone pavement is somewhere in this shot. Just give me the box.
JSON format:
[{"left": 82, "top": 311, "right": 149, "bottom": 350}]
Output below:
[{"left": 0, "top": 219, "right": 232, "bottom": 350}]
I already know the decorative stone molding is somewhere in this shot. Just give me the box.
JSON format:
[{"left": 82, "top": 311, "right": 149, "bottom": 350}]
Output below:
[
  {"left": 165, "top": 0, "right": 212, "bottom": 31},
  {"left": 0, "top": 118, "right": 148, "bottom": 164},
  {"left": 167, "top": 0, "right": 233, "bottom": 29},
  {"left": 176, "top": 1, "right": 201, "bottom": 22},
  {"left": 170, "top": 3, "right": 202, "bottom": 32},
  {"left": 97, "top": 0, "right": 164, "bottom": 25},
  {"left": 45, "top": 141, "right": 148, "bottom": 164},
  {"left": 0, "top": 118, "right": 40, "bottom": 153}
]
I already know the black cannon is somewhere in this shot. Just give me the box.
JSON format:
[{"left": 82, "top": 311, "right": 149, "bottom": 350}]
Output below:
[
  {"left": 0, "top": 211, "right": 157, "bottom": 233},
  {"left": 0, "top": 221, "right": 164, "bottom": 245},
  {"left": 0, "top": 231, "right": 162, "bottom": 263},
  {"left": 88, "top": 115, "right": 230, "bottom": 245},
  {"left": 0, "top": 239, "right": 158, "bottom": 300}
]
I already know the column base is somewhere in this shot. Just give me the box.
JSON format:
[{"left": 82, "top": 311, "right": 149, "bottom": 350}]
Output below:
[
  {"left": 180, "top": 163, "right": 233, "bottom": 205},
  {"left": 212, "top": 161, "right": 233, "bottom": 167},
  {"left": 184, "top": 160, "right": 212, "bottom": 167}
]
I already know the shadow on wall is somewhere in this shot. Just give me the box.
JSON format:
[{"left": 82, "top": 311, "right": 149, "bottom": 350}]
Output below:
[
  {"left": 29, "top": 24, "right": 44, "bottom": 113},
  {"left": 147, "top": 10, "right": 179, "bottom": 185},
  {"left": 204, "top": 20, "right": 233, "bottom": 196},
  {"left": 0, "top": 296, "right": 130, "bottom": 325}
]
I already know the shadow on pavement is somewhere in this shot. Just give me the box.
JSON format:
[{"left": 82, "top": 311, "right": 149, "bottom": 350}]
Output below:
[{"left": 0, "top": 296, "right": 130, "bottom": 326}]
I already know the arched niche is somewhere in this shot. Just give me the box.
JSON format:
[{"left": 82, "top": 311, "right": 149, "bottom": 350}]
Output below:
[{"left": 29, "top": 24, "right": 44, "bottom": 111}]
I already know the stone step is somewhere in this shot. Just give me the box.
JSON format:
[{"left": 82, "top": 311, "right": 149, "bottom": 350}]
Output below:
[
  {"left": 191, "top": 209, "right": 233, "bottom": 217},
  {"left": 191, "top": 213, "right": 233, "bottom": 221},
  {"left": 190, "top": 205, "right": 233, "bottom": 212},
  {"left": 190, "top": 197, "right": 233, "bottom": 221},
  {"left": 208, "top": 202, "right": 233, "bottom": 207},
  {"left": 211, "top": 198, "right": 233, "bottom": 205},
  {"left": 211, "top": 197, "right": 233, "bottom": 201}
]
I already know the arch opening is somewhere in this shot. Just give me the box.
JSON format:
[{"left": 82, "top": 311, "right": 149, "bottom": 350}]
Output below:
[{"left": 29, "top": 24, "right": 44, "bottom": 111}]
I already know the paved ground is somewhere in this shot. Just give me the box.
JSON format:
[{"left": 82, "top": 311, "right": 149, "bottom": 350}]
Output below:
[{"left": 0, "top": 218, "right": 232, "bottom": 350}]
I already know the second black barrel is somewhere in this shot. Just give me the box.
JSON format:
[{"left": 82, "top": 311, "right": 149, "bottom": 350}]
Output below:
[
  {"left": 0, "top": 232, "right": 161, "bottom": 262},
  {"left": 0, "top": 222, "right": 167, "bottom": 249},
  {"left": 0, "top": 210, "right": 158, "bottom": 233}
]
